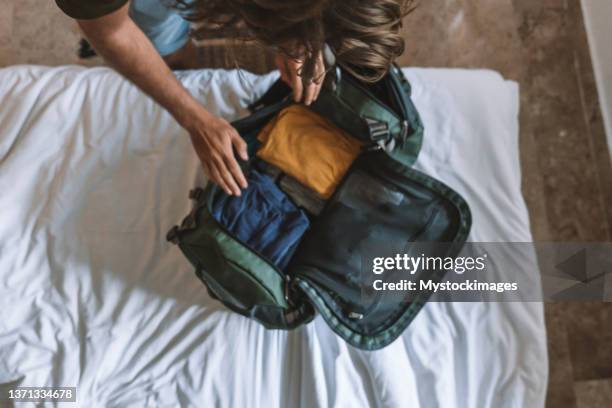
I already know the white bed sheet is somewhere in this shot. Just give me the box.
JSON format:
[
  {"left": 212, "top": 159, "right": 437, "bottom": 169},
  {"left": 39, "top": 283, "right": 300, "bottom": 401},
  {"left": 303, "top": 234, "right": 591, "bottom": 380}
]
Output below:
[{"left": 0, "top": 66, "right": 547, "bottom": 408}]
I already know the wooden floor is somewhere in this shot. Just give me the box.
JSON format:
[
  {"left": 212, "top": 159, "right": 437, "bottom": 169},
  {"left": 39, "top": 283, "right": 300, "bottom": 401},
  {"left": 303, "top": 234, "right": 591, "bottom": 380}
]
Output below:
[{"left": 1, "top": 1, "right": 612, "bottom": 406}]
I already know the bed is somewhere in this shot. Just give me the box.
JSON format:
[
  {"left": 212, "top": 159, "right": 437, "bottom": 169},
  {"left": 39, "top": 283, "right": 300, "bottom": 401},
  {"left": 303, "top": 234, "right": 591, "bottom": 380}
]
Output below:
[{"left": 0, "top": 66, "right": 547, "bottom": 407}]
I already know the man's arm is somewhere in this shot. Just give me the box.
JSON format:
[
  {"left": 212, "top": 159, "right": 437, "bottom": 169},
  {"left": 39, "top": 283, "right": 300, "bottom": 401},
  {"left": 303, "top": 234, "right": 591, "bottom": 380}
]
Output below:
[{"left": 77, "top": 4, "right": 248, "bottom": 195}]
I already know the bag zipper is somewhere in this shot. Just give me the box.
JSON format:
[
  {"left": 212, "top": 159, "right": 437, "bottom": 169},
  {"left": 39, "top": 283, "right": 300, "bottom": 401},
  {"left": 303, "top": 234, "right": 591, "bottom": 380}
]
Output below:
[{"left": 388, "top": 66, "right": 411, "bottom": 119}]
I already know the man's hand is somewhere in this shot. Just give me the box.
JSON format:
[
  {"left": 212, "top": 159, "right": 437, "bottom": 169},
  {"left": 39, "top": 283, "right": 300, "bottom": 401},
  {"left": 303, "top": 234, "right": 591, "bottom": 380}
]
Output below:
[
  {"left": 185, "top": 110, "right": 249, "bottom": 196},
  {"left": 275, "top": 52, "right": 326, "bottom": 106},
  {"left": 77, "top": 4, "right": 248, "bottom": 196}
]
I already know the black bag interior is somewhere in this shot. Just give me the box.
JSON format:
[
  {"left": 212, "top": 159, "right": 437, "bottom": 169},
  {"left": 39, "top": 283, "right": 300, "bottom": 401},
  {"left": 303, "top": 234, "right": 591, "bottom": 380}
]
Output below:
[{"left": 286, "top": 153, "right": 470, "bottom": 347}]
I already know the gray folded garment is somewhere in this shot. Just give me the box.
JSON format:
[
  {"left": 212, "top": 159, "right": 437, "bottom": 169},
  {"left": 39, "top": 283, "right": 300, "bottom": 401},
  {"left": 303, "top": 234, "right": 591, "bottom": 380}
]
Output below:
[{"left": 254, "top": 160, "right": 327, "bottom": 216}]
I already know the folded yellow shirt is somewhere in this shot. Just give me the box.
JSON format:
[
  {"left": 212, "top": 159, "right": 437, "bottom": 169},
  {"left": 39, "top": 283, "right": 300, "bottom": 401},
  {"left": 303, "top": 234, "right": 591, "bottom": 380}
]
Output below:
[{"left": 257, "top": 105, "right": 362, "bottom": 199}]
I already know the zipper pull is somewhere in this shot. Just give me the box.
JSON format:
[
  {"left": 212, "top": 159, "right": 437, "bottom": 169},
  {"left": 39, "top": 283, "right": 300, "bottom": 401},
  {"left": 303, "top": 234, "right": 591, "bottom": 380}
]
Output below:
[
  {"left": 348, "top": 312, "right": 364, "bottom": 320},
  {"left": 366, "top": 143, "right": 383, "bottom": 152},
  {"left": 284, "top": 274, "right": 293, "bottom": 304}
]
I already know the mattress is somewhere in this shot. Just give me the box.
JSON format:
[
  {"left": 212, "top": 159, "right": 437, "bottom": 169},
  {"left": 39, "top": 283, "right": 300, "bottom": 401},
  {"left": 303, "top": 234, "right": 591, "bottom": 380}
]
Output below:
[{"left": 0, "top": 65, "right": 547, "bottom": 407}]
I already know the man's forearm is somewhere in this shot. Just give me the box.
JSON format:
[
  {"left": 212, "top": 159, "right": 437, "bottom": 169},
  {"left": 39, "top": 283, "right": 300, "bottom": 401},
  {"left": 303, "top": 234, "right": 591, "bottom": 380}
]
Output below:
[
  {"left": 75, "top": 4, "right": 249, "bottom": 195},
  {"left": 78, "top": 5, "right": 205, "bottom": 129}
]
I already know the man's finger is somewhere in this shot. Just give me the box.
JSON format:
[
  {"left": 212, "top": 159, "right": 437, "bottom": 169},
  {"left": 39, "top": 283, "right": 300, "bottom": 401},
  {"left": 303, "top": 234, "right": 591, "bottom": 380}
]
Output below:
[
  {"left": 191, "top": 134, "right": 216, "bottom": 185},
  {"left": 280, "top": 69, "right": 290, "bottom": 85},
  {"left": 312, "top": 53, "right": 325, "bottom": 102},
  {"left": 280, "top": 64, "right": 291, "bottom": 85},
  {"left": 313, "top": 82, "right": 322, "bottom": 103},
  {"left": 304, "top": 81, "right": 317, "bottom": 106},
  {"left": 288, "top": 60, "right": 303, "bottom": 102},
  {"left": 224, "top": 152, "right": 248, "bottom": 192},
  {"left": 215, "top": 158, "right": 242, "bottom": 196},
  {"left": 231, "top": 131, "right": 249, "bottom": 162},
  {"left": 202, "top": 160, "right": 212, "bottom": 181},
  {"left": 275, "top": 55, "right": 290, "bottom": 85},
  {"left": 224, "top": 135, "right": 248, "bottom": 190},
  {"left": 209, "top": 164, "right": 232, "bottom": 196}
]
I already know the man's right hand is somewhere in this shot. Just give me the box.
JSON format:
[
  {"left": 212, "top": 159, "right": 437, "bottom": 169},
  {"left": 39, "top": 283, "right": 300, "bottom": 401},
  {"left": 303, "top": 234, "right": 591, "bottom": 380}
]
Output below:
[
  {"left": 185, "top": 110, "right": 249, "bottom": 196},
  {"left": 76, "top": 4, "right": 248, "bottom": 196}
]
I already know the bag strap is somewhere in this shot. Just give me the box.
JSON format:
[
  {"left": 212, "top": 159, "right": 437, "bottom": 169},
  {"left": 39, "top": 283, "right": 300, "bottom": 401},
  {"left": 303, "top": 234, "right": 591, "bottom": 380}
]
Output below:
[
  {"left": 309, "top": 69, "right": 406, "bottom": 148},
  {"left": 166, "top": 188, "right": 207, "bottom": 244},
  {"left": 248, "top": 79, "right": 292, "bottom": 112}
]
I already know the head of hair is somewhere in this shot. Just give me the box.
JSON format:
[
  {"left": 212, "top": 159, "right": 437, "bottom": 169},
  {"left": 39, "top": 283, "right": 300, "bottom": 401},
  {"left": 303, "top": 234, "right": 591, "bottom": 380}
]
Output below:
[{"left": 175, "top": 0, "right": 416, "bottom": 83}]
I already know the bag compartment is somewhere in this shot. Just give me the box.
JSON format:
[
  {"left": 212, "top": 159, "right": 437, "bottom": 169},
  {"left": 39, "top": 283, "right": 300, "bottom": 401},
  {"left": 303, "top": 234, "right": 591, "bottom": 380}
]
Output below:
[
  {"left": 288, "top": 152, "right": 472, "bottom": 349},
  {"left": 168, "top": 66, "right": 471, "bottom": 347},
  {"left": 170, "top": 185, "right": 313, "bottom": 329}
]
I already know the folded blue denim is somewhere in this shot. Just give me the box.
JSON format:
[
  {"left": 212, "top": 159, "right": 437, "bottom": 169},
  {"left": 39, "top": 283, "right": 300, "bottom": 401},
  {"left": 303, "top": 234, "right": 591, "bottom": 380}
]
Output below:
[{"left": 211, "top": 169, "right": 310, "bottom": 270}]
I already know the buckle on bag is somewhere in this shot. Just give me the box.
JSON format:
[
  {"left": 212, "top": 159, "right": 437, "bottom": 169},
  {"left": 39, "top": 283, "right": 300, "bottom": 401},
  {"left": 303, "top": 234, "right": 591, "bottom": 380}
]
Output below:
[{"left": 364, "top": 117, "right": 390, "bottom": 143}]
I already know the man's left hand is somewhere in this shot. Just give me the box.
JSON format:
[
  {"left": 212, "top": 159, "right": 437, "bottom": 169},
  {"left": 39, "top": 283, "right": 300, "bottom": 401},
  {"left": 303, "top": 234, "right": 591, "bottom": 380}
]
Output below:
[{"left": 275, "top": 52, "right": 325, "bottom": 106}]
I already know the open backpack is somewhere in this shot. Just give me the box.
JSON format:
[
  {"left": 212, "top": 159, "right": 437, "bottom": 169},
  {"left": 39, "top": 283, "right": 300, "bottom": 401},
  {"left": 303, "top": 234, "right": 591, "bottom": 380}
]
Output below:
[{"left": 167, "top": 64, "right": 472, "bottom": 350}]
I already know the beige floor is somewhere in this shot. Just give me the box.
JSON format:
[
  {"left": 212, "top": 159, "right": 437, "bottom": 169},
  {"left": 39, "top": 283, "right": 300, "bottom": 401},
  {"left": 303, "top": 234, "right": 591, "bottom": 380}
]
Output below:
[{"left": 2, "top": 1, "right": 612, "bottom": 407}]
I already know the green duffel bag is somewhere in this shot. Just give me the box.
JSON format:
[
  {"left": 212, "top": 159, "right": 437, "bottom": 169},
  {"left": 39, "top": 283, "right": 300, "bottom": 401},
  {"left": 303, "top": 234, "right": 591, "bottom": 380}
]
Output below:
[{"left": 167, "top": 65, "right": 472, "bottom": 350}]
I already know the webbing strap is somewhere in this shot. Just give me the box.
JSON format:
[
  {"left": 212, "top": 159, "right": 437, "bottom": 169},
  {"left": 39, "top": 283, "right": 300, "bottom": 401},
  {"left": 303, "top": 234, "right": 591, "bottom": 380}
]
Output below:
[{"left": 248, "top": 79, "right": 291, "bottom": 112}]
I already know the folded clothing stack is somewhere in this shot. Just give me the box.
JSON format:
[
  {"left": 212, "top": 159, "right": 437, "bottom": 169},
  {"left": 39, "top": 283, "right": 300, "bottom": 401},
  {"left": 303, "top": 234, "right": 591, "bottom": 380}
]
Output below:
[
  {"left": 211, "top": 169, "right": 310, "bottom": 271},
  {"left": 256, "top": 105, "right": 363, "bottom": 198}
]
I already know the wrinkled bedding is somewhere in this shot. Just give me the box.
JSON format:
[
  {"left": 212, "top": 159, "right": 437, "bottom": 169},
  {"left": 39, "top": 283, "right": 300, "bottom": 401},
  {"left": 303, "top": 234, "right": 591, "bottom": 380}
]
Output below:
[{"left": 0, "top": 66, "right": 547, "bottom": 407}]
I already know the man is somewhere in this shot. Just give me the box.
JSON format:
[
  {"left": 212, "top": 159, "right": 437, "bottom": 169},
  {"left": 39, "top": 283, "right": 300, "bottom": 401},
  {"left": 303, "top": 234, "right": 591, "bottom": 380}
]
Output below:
[{"left": 55, "top": 0, "right": 410, "bottom": 195}]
